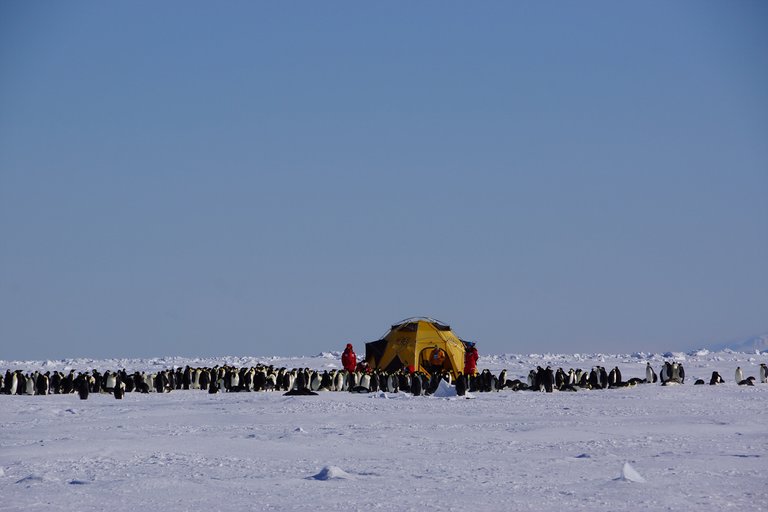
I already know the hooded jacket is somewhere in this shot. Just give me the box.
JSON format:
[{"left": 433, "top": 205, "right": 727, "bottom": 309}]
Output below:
[{"left": 341, "top": 344, "right": 357, "bottom": 373}]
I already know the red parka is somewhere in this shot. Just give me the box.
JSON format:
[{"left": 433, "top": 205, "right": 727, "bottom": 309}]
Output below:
[
  {"left": 341, "top": 344, "right": 357, "bottom": 373},
  {"left": 464, "top": 347, "right": 478, "bottom": 375}
]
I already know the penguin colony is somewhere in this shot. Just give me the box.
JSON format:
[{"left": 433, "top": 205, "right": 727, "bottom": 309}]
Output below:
[{"left": 2, "top": 362, "right": 766, "bottom": 399}]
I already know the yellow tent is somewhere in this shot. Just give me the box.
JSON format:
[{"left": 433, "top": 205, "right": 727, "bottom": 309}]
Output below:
[{"left": 364, "top": 317, "right": 467, "bottom": 378}]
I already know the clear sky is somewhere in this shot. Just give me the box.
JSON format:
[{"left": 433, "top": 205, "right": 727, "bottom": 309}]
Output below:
[{"left": 1, "top": 1, "right": 766, "bottom": 360}]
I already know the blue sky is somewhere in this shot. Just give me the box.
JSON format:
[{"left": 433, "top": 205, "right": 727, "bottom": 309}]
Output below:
[{"left": 1, "top": 1, "right": 766, "bottom": 360}]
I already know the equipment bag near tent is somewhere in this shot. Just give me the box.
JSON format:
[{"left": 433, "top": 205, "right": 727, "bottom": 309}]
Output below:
[{"left": 364, "top": 317, "right": 467, "bottom": 378}]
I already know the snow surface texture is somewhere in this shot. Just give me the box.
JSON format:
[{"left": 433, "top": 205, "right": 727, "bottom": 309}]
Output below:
[{"left": 1, "top": 351, "right": 767, "bottom": 511}]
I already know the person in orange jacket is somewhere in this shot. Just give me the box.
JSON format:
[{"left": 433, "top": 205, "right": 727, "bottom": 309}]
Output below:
[
  {"left": 341, "top": 343, "right": 357, "bottom": 373},
  {"left": 428, "top": 345, "right": 446, "bottom": 375}
]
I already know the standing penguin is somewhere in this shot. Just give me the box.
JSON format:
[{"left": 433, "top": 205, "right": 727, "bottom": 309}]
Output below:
[
  {"left": 498, "top": 369, "right": 508, "bottom": 390},
  {"left": 76, "top": 374, "right": 89, "bottom": 400},
  {"left": 114, "top": 379, "right": 125, "bottom": 399},
  {"left": 555, "top": 368, "right": 565, "bottom": 390},
  {"left": 608, "top": 367, "right": 622, "bottom": 388},
  {"left": 410, "top": 373, "right": 422, "bottom": 396},
  {"left": 542, "top": 367, "right": 555, "bottom": 393},
  {"left": 527, "top": 369, "right": 537, "bottom": 390},
  {"left": 24, "top": 373, "right": 36, "bottom": 395},
  {"left": 599, "top": 367, "right": 609, "bottom": 389},
  {"left": 9, "top": 371, "right": 19, "bottom": 395},
  {"left": 735, "top": 367, "right": 744, "bottom": 384},
  {"left": 671, "top": 362, "right": 681, "bottom": 383},
  {"left": 369, "top": 372, "right": 379, "bottom": 392},
  {"left": 387, "top": 373, "right": 399, "bottom": 393},
  {"left": 588, "top": 368, "right": 599, "bottom": 389},
  {"left": 760, "top": 363, "right": 768, "bottom": 384},
  {"left": 36, "top": 373, "right": 49, "bottom": 395},
  {"left": 659, "top": 363, "right": 669, "bottom": 384},
  {"left": 645, "top": 363, "right": 653, "bottom": 383},
  {"left": 455, "top": 373, "right": 467, "bottom": 396}
]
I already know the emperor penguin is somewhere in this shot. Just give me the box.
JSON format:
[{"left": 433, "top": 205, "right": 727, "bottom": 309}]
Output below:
[
  {"left": 387, "top": 373, "right": 399, "bottom": 393},
  {"left": 265, "top": 371, "right": 277, "bottom": 391},
  {"left": 229, "top": 370, "right": 240, "bottom": 391},
  {"left": 738, "top": 376, "right": 755, "bottom": 386},
  {"left": 645, "top": 362, "right": 657, "bottom": 383},
  {"left": 9, "top": 371, "right": 19, "bottom": 395},
  {"left": 347, "top": 371, "right": 358, "bottom": 391},
  {"left": 281, "top": 370, "right": 292, "bottom": 391},
  {"left": 253, "top": 369, "right": 266, "bottom": 391},
  {"left": 359, "top": 372, "right": 371, "bottom": 391},
  {"left": 735, "top": 367, "right": 743, "bottom": 384},
  {"left": 599, "top": 367, "right": 609, "bottom": 389},
  {"left": 555, "top": 368, "right": 565, "bottom": 390},
  {"left": 455, "top": 373, "right": 467, "bottom": 396},
  {"left": 588, "top": 368, "right": 599, "bottom": 389},
  {"left": 24, "top": 373, "right": 36, "bottom": 395},
  {"left": 376, "top": 372, "right": 387, "bottom": 392},
  {"left": 105, "top": 372, "right": 117, "bottom": 392},
  {"left": 114, "top": 379, "right": 125, "bottom": 399},
  {"left": 295, "top": 370, "right": 307, "bottom": 391},
  {"left": 399, "top": 371, "right": 410, "bottom": 392},
  {"left": 36, "top": 373, "right": 49, "bottom": 395},
  {"left": 660, "top": 363, "right": 669, "bottom": 384},
  {"left": 542, "top": 367, "right": 555, "bottom": 393},
  {"left": 76, "top": 374, "right": 89, "bottom": 400},
  {"left": 410, "top": 373, "right": 422, "bottom": 396},
  {"left": 310, "top": 371, "right": 322, "bottom": 391},
  {"left": 527, "top": 370, "right": 536, "bottom": 388},
  {"left": 333, "top": 371, "right": 345, "bottom": 392},
  {"left": 760, "top": 363, "right": 767, "bottom": 384},
  {"left": 498, "top": 370, "right": 508, "bottom": 390},
  {"left": 608, "top": 367, "right": 620, "bottom": 388},
  {"left": 671, "top": 362, "right": 681, "bottom": 382}
]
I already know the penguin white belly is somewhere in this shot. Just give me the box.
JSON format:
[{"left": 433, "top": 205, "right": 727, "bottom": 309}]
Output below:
[{"left": 334, "top": 372, "right": 344, "bottom": 391}]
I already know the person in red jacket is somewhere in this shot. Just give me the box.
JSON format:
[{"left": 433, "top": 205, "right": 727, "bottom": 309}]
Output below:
[
  {"left": 341, "top": 343, "right": 357, "bottom": 373},
  {"left": 464, "top": 344, "right": 479, "bottom": 376}
]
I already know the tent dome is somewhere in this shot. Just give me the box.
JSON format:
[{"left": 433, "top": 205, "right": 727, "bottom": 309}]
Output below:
[{"left": 365, "top": 318, "right": 467, "bottom": 378}]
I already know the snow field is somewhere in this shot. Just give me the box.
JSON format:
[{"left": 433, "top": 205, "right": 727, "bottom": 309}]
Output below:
[{"left": 1, "top": 351, "right": 766, "bottom": 511}]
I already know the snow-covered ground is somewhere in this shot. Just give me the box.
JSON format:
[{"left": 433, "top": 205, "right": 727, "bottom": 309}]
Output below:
[{"left": 1, "top": 351, "right": 766, "bottom": 511}]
